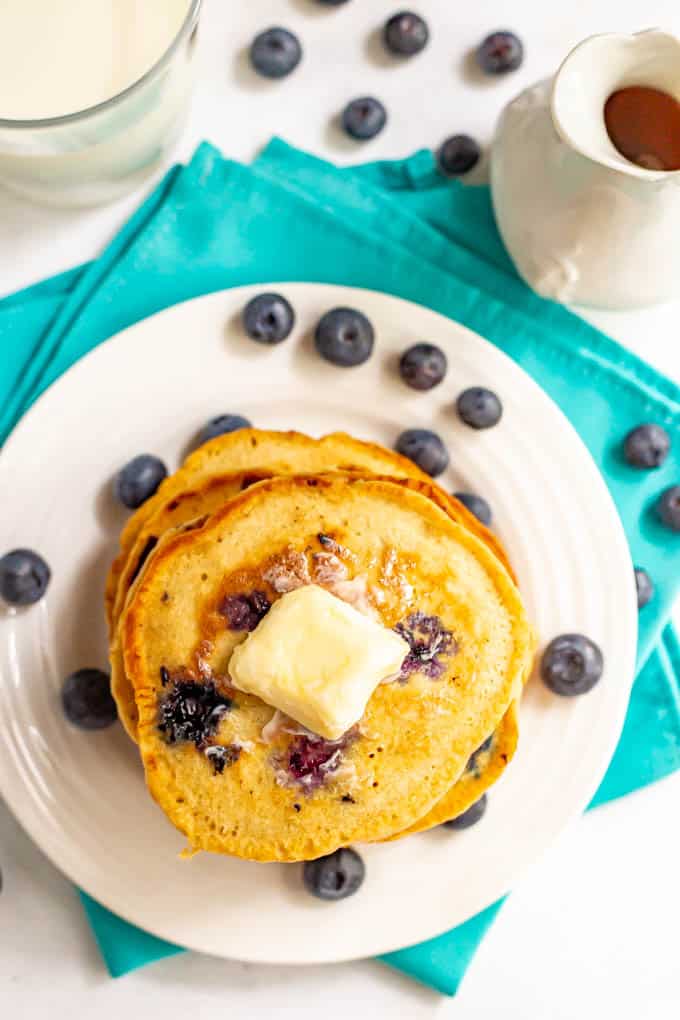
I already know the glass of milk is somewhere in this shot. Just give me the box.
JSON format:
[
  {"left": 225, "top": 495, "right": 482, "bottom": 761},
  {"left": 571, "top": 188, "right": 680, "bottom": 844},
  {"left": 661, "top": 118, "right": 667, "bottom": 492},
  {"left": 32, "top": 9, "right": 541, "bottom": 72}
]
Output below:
[{"left": 0, "top": 0, "right": 201, "bottom": 207}]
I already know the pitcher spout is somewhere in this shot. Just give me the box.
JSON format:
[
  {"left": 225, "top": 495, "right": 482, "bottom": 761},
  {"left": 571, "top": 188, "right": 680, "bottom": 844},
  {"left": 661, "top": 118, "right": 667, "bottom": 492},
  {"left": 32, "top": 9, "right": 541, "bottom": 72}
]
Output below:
[{"left": 551, "top": 29, "right": 680, "bottom": 180}]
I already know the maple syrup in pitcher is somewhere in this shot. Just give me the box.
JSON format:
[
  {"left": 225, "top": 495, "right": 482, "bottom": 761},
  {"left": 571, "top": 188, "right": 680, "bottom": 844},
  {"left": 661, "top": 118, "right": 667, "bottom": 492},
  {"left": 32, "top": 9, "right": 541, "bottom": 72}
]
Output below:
[{"left": 604, "top": 85, "right": 680, "bottom": 171}]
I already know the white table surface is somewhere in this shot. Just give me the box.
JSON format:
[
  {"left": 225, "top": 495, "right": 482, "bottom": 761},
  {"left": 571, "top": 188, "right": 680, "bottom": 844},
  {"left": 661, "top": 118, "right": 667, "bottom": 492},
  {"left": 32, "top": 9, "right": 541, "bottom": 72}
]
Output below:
[{"left": 1, "top": 2, "right": 679, "bottom": 1017}]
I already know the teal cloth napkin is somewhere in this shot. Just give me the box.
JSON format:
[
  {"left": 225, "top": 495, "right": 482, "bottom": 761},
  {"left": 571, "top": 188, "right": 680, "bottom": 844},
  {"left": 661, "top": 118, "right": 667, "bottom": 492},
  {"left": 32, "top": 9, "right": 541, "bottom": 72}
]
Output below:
[{"left": 1, "top": 139, "right": 679, "bottom": 995}]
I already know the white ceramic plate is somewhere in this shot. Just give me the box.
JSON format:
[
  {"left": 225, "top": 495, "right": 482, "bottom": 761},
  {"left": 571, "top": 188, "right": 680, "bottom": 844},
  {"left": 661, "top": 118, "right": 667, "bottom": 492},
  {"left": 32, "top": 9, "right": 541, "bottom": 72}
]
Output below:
[{"left": 0, "top": 284, "right": 636, "bottom": 965}]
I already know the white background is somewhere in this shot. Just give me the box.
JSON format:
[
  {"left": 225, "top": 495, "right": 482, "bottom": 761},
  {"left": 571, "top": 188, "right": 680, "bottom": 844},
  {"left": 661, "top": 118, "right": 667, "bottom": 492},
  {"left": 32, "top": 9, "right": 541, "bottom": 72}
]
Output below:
[{"left": 1, "top": 1, "right": 679, "bottom": 1018}]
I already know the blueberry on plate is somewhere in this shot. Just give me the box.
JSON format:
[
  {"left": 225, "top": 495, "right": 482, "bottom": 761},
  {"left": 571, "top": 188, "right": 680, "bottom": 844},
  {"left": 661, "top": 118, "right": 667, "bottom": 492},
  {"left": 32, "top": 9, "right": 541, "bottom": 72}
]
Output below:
[
  {"left": 303, "top": 847, "right": 365, "bottom": 901},
  {"left": 199, "top": 414, "right": 252, "bottom": 445},
  {"left": 443, "top": 794, "right": 487, "bottom": 830},
  {"left": 315, "top": 307, "right": 375, "bottom": 367},
  {"left": 623, "top": 424, "right": 670, "bottom": 469},
  {"left": 62, "top": 668, "right": 118, "bottom": 730},
  {"left": 437, "top": 134, "right": 481, "bottom": 176},
  {"left": 249, "top": 27, "right": 302, "bottom": 79},
  {"left": 115, "top": 454, "right": 167, "bottom": 509},
  {"left": 658, "top": 485, "right": 680, "bottom": 532},
  {"left": 396, "top": 428, "right": 449, "bottom": 477},
  {"left": 454, "top": 491, "right": 492, "bottom": 527},
  {"left": 541, "top": 634, "right": 604, "bottom": 696},
  {"left": 634, "top": 567, "right": 654, "bottom": 609},
  {"left": 243, "top": 292, "right": 295, "bottom": 344},
  {"left": 383, "top": 11, "right": 429, "bottom": 56},
  {"left": 0, "top": 549, "right": 51, "bottom": 606},
  {"left": 399, "top": 343, "right": 447, "bottom": 391},
  {"left": 456, "top": 387, "right": 503, "bottom": 429},
  {"left": 476, "top": 31, "right": 524, "bottom": 74},
  {"left": 341, "top": 97, "right": 387, "bottom": 140}
]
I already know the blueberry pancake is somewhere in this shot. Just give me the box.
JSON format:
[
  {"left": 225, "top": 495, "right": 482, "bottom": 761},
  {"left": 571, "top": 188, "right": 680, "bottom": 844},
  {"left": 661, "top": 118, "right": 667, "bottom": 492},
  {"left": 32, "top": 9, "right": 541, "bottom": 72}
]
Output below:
[
  {"left": 110, "top": 468, "right": 519, "bottom": 745},
  {"left": 110, "top": 468, "right": 525, "bottom": 828},
  {"left": 121, "top": 475, "right": 533, "bottom": 861},
  {"left": 105, "top": 430, "right": 433, "bottom": 631}
]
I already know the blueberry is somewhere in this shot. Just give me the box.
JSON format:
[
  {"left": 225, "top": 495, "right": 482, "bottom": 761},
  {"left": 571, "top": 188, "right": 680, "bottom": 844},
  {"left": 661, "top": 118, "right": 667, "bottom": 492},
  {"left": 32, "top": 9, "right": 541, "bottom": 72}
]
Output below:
[
  {"left": 634, "top": 567, "right": 654, "bottom": 609},
  {"left": 383, "top": 11, "right": 429, "bottom": 56},
  {"left": 115, "top": 455, "right": 167, "bottom": 509},
  {"left": 395, "top": 429, "right": 449, "bottom": 477},
  {"left": 541, "top": 634, "right": 604, "bottom": 697},
  {"left": 443, "top": 794, "right": 487, "bottom": 830},
  {"left": 219, "top": 590, "right": 271, "bottom": 631},
  {"left": 158, "top": 677, "right": 233, "bottom": 749},
  {"left": 623, "top": 424, "right": 670, "bottom": 469},
  {"left": 341, "top": 97, "right": 387, "bottom": 140},
  {"left": 454, "top": 491, "right": 492, "bottom": 527},
  {"left": 437, "top": 135, "right": 481, "bottom": 176},
  {"left": 199, "top": 414, "right": 252, "bottom": 445},
  {"left": 476, "top": 31, "right": 524, "bottom": 74},
  {"left": 0, "top": 549, "right": 50, "bottom": 606},
  {"left": 303, "top": 847, "right": 365, "bottom": 901},
  {"left": 399, "top": 343, "right": 447, "bottom": 391},
  {"left": 658, "top": 485, "right": 680, "bottom": 532},
  {"left": 286, "top": 733, "right": 350, "bottom": 788},
  {"left": 315, "top": 307, "right": 375, "bottom": 367},
  {"left": 61, "top": 669, "right": 118, "bottom": 730},
  {"left": 394, "top": 611, "right": 455, "bottom": 680},
  {"left": 243, "top": 292, "right": 295, "bottom": 345},
  {"left": 249, "top": 27, "right": 302, "bottom": 79},
  {"left": 456, "top": 387, "right": 503, "bottom": 429}
]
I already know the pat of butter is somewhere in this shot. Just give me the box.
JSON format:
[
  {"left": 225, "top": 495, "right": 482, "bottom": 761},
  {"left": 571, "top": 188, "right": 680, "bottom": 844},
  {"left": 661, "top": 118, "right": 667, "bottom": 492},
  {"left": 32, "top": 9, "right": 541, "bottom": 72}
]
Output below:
[{"left": 228, "top": 585, "right": 409, "bottom": 740}]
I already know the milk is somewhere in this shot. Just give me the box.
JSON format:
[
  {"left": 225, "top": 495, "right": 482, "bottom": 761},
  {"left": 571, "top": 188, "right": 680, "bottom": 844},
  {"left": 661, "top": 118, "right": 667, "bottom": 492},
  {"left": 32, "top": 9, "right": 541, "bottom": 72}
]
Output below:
[
  {"left": 0, "top": 0, "right": 197, "bottom": 206},
  {"left": 0, "top": 0, "right": 191, "bottom": 120}
]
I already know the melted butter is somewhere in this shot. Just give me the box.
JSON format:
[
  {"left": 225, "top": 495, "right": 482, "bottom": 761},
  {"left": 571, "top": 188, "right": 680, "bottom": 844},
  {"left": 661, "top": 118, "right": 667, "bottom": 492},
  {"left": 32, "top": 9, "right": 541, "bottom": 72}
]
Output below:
[{"left": 229, "top": 585, "right": 409, "bottom": 740}]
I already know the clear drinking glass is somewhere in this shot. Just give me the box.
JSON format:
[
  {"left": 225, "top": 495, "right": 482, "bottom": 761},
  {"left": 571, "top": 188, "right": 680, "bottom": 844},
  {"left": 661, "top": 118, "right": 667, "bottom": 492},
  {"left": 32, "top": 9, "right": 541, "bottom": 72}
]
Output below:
[{"left": 0, "top": 0, "right": 202, "bottom": 208}]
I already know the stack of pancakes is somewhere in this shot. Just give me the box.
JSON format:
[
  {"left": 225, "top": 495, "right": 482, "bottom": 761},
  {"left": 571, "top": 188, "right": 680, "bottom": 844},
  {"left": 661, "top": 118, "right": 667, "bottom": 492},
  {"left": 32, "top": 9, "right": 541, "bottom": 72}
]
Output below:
[{"left": 106, "top": 429, "right": 535, "bottom": 862}]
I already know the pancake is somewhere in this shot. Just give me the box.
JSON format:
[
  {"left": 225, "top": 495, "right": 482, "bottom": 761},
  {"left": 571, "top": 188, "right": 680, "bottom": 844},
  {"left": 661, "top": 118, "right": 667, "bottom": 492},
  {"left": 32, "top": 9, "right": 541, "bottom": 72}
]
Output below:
[
  {"left": 121, "top": 474, "right": 533, "bottom": 861},
  {"left": 105, "top": 429, "right": 432, "bottom": 631},
  {"left": 110, "top": 467, "right": 527, "bottom": 830},
  {"left": 110, "top": 470, "right": 518, "bottom": 742}
]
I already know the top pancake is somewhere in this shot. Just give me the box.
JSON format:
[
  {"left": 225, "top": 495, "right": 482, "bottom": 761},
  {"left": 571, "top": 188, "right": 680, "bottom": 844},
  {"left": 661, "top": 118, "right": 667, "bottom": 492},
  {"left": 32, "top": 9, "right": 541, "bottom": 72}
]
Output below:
[
  {"left": 122, "top": 474, "right": 534, "bottom": 861},
  {"left": 105, "top": 430, "right": 432, "bottom": 631}
]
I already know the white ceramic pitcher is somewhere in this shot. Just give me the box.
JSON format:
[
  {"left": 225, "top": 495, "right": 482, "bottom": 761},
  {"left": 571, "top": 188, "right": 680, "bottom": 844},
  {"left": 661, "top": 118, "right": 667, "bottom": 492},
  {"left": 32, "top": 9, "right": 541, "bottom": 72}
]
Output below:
[{"left": 490, "top": 29, "right": 680, "bottom": 309}]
